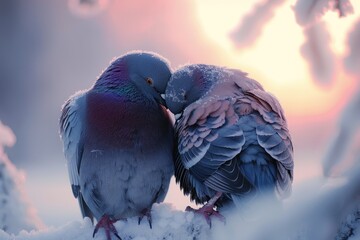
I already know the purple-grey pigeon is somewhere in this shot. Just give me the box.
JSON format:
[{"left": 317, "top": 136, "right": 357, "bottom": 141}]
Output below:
[
  {"left": 165, "top": 64, "right": 293, "bottom": 224},
  {"left": 59, "top": 51, "right": 174, "bottom": 240}
]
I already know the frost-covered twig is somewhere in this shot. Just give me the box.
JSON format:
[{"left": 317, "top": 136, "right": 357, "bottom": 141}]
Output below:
[
  {"left": 293, "top": 0, "right": 353, "bottom": 26},
  {"left": 333, "top": 0, "right": 354, "bottom": 18},
  {"left": 230, "top": 0, "right": 286, "bottom": 48},
  {"left": 293, "top": 0, "right": 354, "bottom": 85},
  {"left": 293, "top": 0, "right": 331, "bottom": 26},
  {"left": 344, "top": 19, "right": 360, "bottom": 77},
  {"left": 300, "top": 21, "right": 336, "bottom": 85}
]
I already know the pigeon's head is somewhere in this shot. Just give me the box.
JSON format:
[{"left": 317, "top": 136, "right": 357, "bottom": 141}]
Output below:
[
  {"left": 126, "top": 51, "right": 171, "bottom": 93},
  {"left": 95, "top": 51, "right": 171, "bottom": 106},
  {"left": 126, "top": 51, "right": 172, "bottom": 105},
  {"left": 165, "top": 64, "right": 217, "bottom": 114}
]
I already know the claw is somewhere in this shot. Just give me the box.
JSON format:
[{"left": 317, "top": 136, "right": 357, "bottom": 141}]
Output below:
[
  {"left": 93, "top": 215, "right": 122, "bottom": 240},
  {"left": 211, "top": 210, "right": 226, "bottom": 224},
  {"left": 186, "top": 192, "right": 226, "bottom": 228},
  {"left": 186, "top": 205, "right": 226, "bottom": 228},
  {"left": 138, "top": 208, "right": 152, "bottom": 229}
]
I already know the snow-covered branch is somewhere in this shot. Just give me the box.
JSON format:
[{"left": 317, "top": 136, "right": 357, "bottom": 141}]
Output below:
[
  {"left": 294, "top": 0, "right": 332, "bottom": 26},
  {"left": 333, "top": 0, "right": 354, "bottom": 18},
  {"left": 293, "top": 0, "right": 353, "bottom": 26},
  {"left": 230, "top": 0, "right": 286, "bottom": 48},
  {"left": 293, "top": 0, "right": 354, "bottom": 85},
  {"left": 300, "top": 21, "right": 336, "bottom": 85},
  {"left": 344, "top": 18, "right": 360, "bottom": 77}
]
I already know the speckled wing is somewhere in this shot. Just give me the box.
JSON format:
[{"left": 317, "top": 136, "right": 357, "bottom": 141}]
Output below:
[
  {"left": 59, "top": 90, "right": 93, "bottom": 219},
  {"left": 175, "top": 97, "right": 252, "bottom": 202}
]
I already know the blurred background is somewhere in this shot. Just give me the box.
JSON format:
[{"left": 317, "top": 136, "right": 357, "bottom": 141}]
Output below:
[{"left": 0, "top": 0, "right": 359, "bottom": 227}]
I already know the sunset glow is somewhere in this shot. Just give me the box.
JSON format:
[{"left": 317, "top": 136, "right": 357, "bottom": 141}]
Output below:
[
  {"left": 195, "top": 0, "right": 359, "bottom": 117},
  {"left": 2, "top": 0, "right": 360, "bottom": 230}
]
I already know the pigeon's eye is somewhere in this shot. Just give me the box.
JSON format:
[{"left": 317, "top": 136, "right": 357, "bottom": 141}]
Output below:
[{"left": 146, "top": 77, "right": 153, "bottom": 86}]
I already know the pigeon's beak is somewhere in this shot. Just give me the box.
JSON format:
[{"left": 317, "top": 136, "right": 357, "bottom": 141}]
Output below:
[
  {"left": 174, "top": 113, "right": 182, "bottom": 121},
  {"left": 158, "top": 93, "right": 167, "bottom": 108},
  {"left": 151, "top": 86, "right": 167, "bottom": 107}
]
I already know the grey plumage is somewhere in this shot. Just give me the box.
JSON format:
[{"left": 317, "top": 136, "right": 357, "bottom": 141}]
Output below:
[
  {"left": 165, "top": 64, "right": 293, "bottom": 210},
  {"left": 59, "top": 51, "right": 174, "bottom": 239}
]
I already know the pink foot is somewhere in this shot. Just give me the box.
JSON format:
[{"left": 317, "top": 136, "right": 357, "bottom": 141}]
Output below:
[
  {"left": 138, "top": 208, "right": 152, "bottom": 229},
  {"left": 186, "top": 205, "right": 226, "bottom": 227},
  {"left": 186, "top": 192, "right": 226, "bottom": 228},
  {"left": 93, "top": 215, "right": 121, "bottom": 240}
]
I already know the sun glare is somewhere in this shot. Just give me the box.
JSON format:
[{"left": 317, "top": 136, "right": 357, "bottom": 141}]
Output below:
[
  {"left": 194, "top": 0, "right": 258, "bottom": 51},
  {"left": 195, "top": 0, "right": 359, "bottom": 117}
]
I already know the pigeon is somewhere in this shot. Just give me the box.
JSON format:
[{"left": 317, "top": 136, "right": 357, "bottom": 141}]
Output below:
[
  {"left": 165, "top": 64, "right": 293, "bottom": 224},
  {"left": 59, "top": 51, "right": 174, "bottom": 240}
]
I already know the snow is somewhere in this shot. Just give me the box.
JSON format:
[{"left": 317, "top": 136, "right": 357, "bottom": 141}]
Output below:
[
  {"left": 1, "top": 106, "right": 360, "bottom": 239},
  {"left": 0, "top": 204, "right": 210, "bottom": 240},
  {"left": 335, "top": 0, "right": 355, "bottom": 17},
  {"left": 1, "top": 1, "right": 360, "bottom": 239},
  {"left": 230, "top": 0, "right": 355, "bottom": 86},
  {"left": 293, "top": 0, "right": 332, "bottom": 26},
  {"left": 1, "top": 117, "right": 360, "bottom": 239},
  {"left": 344, "top": 19, "right": 360, "bottom": 76},
  {"left": 322, "top": 86, "right": 360, "bottom": 176},
  {"left": 293, "top": 0, "right": 354, "bottom": 26},
  {"left": 300, "top": 21, "right": 335, "bottom": 85},
  {"left": 336, "top": 208, "right": 360, "bottom": 240},
  {"left": 0, "top": 121, "right": 43, "bottom": 234},
  {"left": 1, "top": 178, "right": 360, "bottom": 240},
  {"left": 292, "top": 0, "right": 357, "bottom": 86},
  {"left": 1, "top": 114, "right": 360, "bottom": 240},
  {"left": 230, "top": 0, "right": 286, "bottom": 48}
]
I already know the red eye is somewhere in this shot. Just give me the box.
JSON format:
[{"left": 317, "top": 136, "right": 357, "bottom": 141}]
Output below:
[{"left": 146, "top": 77, "right": 153, "bottom": 85}]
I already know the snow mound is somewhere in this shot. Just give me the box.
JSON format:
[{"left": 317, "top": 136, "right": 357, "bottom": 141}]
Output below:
[
  {"left": 0, "top": 188, "right": 360, "bottom": 240},
  {"left": 0, "top": 204, "right": 210, "bottom": 240},
  {"left": 336, "top": 208, "right": 360, "bottom": 240}
]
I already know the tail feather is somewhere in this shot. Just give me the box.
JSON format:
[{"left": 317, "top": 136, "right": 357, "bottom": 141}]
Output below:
[{"left": 78, "top": 193, "right": 94, "bottom": 223}]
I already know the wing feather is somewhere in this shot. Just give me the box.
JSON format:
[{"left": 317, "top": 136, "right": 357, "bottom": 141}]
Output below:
[
  {"left": 235, "top": 79, "right": 294, "bottom": 198},
  {"left": 177, "top": 98, "right": 244, "bottom": 169},
  {"left": 175, "top": 98, "right": 252, "bottom": 198},
  {"left": 59, "top": 90, "right": 87, "bottom": 198}
]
